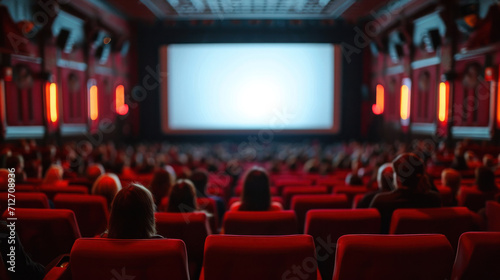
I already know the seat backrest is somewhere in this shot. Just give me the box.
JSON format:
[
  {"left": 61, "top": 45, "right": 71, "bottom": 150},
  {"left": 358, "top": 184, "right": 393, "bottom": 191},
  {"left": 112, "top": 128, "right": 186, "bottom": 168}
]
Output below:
[
  {"left": 291, "top": 194, "right": 349, "bottom": 232},
  {"left": 0, "top": 192, "right": 49, "bottom": 214},
  {"left": 333, "top": 234, "right": 454, "bottom": 280},
  {"left": 71, "top": 238, "right": 189, "bottom": 280},
  {"left": 305, "top": 209, "right": 381, "bottom": 280},
  {"left": 2, "top": 208, "right": 81, "bottom": 266},
  {"left": 160, "top": 197, "right": 219, "bottom": 233},
  {"left": 53, "top": 194, "right": 109, "bottom": 237},
  {"left": 228, "top": 196, "right": 283, "bottom": 210},
  {"left": 39, "top": 185, "right": 88, "bottom": 201},
  {"left": 282, "top": 186, "right": 329, "bottom": 209},
  {"left": 202, "top": 235, "right": 318, "bottom": 280},
  {"left": 457, "top": 187, "right": 495, "bottom": 212},
  {"left": 452, "top": 232, "right": 500, "bottom": 280},
  {"left": 332, "top": 186, "right": 369, "bottom": 204},
  {"left": 352, "top": 193, "right": 365, "bottom": 208},
  {"left": 486, "top": 201, "right": 500, "bottom": 231},
  {"left": 222, "top": 210, "right": 298, "bottom": 235},
  {"left": 155, "top": 212, "right": 210, "bottom": 272},
  {"left": 390, "top": 207, "right": 479, "bottom": 250}
]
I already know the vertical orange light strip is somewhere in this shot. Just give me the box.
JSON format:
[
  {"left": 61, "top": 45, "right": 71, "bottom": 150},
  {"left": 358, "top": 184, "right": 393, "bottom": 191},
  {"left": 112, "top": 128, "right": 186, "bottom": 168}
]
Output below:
[
  {"left": 400, "top": 85, "right": 409, "bottom": 120},
  {"left": 116, "top": 85, "right": 124, "bottom": 113},
  {"left": 45, "top": 82, "right": 51, "bottom": 122},
  {"left": 49, "top": 83, "right": 58, "bottom": 122},
  {"left": 497, "top": 67, "right": 500, "bottom": 127},
  {"left": 438, "top": 82, "right": 449, "bottom": 123},
  {"left": 376, "top": 84, "right": 384, "bottom": 114},
  {"left": 90, "top": 85, "right": 98, "bottom": 120}
]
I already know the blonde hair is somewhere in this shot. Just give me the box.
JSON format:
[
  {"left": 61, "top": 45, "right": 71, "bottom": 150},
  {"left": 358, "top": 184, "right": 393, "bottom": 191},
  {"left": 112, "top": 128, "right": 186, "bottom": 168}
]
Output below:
[
  {"left": 92, "top": 173, "right": 122, "bottom": 208},
  {"left": 43, "top": 165, "right": 63, "bottom": 185}
]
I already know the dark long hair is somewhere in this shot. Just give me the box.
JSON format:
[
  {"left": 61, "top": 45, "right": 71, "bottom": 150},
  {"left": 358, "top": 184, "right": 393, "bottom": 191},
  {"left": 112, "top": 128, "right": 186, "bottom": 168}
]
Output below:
[
  {"left": 149, "top": 167, "right": 174, "bottom": 207},
  {"left": 107, "top": 183, "right": 156, "bottom": 239},
  {"left": 167, "top": 179, "right": 199, "bottom": 213},
  {"left": 475, "top": 166, "right": 497, "bottom": 193},
  {"left": 239, "top": 167, "right": 271, "bottom": 211},
  {"left": 392, "top": 153, "right": 431, "bottom": 193}
]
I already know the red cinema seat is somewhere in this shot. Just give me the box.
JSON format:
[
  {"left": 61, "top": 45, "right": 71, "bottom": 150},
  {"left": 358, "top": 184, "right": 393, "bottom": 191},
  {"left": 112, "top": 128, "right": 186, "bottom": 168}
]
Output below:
[
  {"left": 160, "top": 197, "right": 219, "bottom": 234},
  {"left": 291, "top": 194, "right": 350, "bottom": 232},
  {"left": 11, "top": 184, "right": 37, "bottom": 192},
  {"left": 53, "top": 194, "right": 109, "bottom": 237},
  {"left": 69, "top": 238, "right": 189, "bottom": 280},
  {"left": 275, "top": 178, "right": 315, "bottom": 194},
  {"left": 282, "top": 186, "right": 329, "bottom": 209},
  {"left": 201, "top": 235, "right": 320, "bottom": 280},
  {"left": 2, "top": 209, "right": 81, "bottom": 266},
  {"left": 389, "top": 207, "right": 480, "bottom": 250},
  {"left": 457, "top": 187, "right": 496, "bottom": 212},
  {"left": 305, "top": 209, "right": 381, "bottom": 280},
  {"left": 39, "top": 185, "right": 88, "bottom": 201},
  {"left": 155, "top": 212, "right": 211, "bottom": 279},
  {"left": 222, "top": 210, "right": 298, "bottom": 235},
  {"left": 332, "top": 186, "right": 368, "bottom": 204},
  {"left": 451, "top": 232, "right": 500, "bottom": 280},
  {"left": 227, "top": 196, "right": 283, "bottom": 210},
  {"left": 333, "top": 234, "right": 454, "bottom": 280},
  {"left": 485, "top": 201, "right": 500, "bottom": 231},
  {"left": 0, "top": 192, "right": 49, "bottom": 214},
  {"left": 352, "top": 193, "right": 365, "bottom": 208},
  {"left": 437, "top": 186, "right": 455, "bottom": 206}
]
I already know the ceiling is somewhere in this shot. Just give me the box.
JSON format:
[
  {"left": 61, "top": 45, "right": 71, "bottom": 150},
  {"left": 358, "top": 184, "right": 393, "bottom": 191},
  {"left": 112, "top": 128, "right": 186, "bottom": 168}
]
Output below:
[{"left": 101, "top": 0, "right": 393, "bottom": 21}]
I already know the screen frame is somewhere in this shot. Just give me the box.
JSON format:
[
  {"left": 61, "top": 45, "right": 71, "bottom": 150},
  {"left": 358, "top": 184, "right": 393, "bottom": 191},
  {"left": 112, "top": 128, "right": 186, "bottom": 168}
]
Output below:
[{"left": 160, "top": 43, "right": 342, "bottom": 134}]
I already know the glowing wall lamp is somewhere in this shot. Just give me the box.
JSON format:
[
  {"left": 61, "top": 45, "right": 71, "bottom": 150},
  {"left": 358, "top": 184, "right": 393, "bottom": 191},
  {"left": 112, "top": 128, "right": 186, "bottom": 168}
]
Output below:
[
  {"left": 45, "top": 82, "right": 58, "bottom": 123},
  {"left": 89, "top": 85, "right": 99, "bottom": 121},
  {"left": 115, "top": 85, "right": 129, "bottom": 115},
  {"left": 497, "top": 66, "right": 500, "bottom": 128},
  {"left": 438, "top": 81, "right": 449, "bottom": 123},
  {"left": 372, "top": 84, "right": 384, "bottom": 115},
  {"left": 400, "top": 78, "right": 411, "bottom": 126}
]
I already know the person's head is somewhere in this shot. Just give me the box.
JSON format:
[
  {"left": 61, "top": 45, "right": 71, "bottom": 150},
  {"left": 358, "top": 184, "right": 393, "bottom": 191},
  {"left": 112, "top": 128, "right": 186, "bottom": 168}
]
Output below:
[
  {"left": 0, "top": 169, "right": 9, "bottom": 191},
  {"left": 483, "top": 154, "right": 495, "bottom": 169},
  {"left": 190, "top": 169, "right": 209, "bottom": 197},
  {"left": 5, "top": 154, "right": 25, "bottom": 182},
  {"left": 167, "top": 179, "right": 198, "bottom": 213},
  {"left": 240, "top": 167, "right": 271, "bottom": 211},
  {"left": 149, "top": 167, "right": 175, "bottom": 206},
  {"left": 107, "top": 183, "right": 156, "bottom": 239},
  {"left": 475, "top": 166, "right": 497, "bottom": 193},
  {"left": 392, "top": 153, "right": 430, "bottom": 192},
  {"left": 464, "top": 150, "right": 476, "bottom": 162},
  {"left": 441, "top": 168, "right": 461, "bottom": 193},
  {"left": 86, "top": 164, "right": 105, "bottom": 185},
  {"left": 43, "top": 165, "right": 63, "bottom": 185},
  {"left": 92, "top": 173, "right": 122, "bottom": 208},
  {"left": 377, "top": 163, "right": 394, "bottom": 192}
]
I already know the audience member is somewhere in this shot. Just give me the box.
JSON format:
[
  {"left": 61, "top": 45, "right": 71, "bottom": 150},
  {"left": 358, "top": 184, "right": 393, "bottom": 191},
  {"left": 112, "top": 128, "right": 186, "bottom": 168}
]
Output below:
[
  {"left": 231, "top": 167, "right": 282, "bottom": 211},
  {"left": 357, "top": 163, "right": 394, "bottom": 208},
  {"left": 441, "top": 168, "right": 461, "bottom": 206},
  {"left": 149, "top": 166, "right": 176, "bottom": 209},
  {"left": 91, "top": 173, "right": 122, "bottom": 209}
]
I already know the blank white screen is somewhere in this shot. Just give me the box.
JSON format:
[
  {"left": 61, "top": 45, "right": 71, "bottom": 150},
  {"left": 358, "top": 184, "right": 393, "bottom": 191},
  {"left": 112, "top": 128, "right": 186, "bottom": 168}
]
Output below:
[{"left": 165, "top": 43, "right": 335, "bottom": 131}]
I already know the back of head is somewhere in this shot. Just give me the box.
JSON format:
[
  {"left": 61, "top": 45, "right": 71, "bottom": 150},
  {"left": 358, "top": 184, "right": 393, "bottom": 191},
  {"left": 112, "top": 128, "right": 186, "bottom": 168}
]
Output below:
[
  {"left": 86, "top": 164, "right": 105, "bottom": 185},
  {"left": 392, "top": 153, "right": 430, "bottom": 192},
  {"left": 190, "top": 169, "right": 209, "bottom": 197},
  {"left": 377, "top": 163, "right": 394, "bottom": 192},
  {"left": 43, "top": 165, "right": 63, "bottom": 185},
  {"left": 108, "top": 183, "right": 156, "bottom": 239},
  {"left": 149, "top": 167, "right": 174, "bottom": 206},
  {"left": 240, "top": 167, "right": 271, "bottom": 211},
  {"left": 92, "top": 173, "right": 122, "bottom": 208},
  {"left": 475, "top": 166, "right": 497, "bottom": 192},
  {"left": 441, "top": 168, "right": 461, "bottom": 192},
  {"left": 0, "top": 169, "right": 9, "bottom": 191},
  {"left": 483, "top": 154, "right": 495, "bottom": 169},
  {"left": 167, "top": 179, "right": 198, "bottom": 213}
]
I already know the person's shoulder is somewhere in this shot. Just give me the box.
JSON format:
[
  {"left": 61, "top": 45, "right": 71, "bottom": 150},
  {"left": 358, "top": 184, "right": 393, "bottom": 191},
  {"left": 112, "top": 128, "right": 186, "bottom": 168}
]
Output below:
[
  {"left": 229, "top": 201, "right": 241, "bottom": 211},
  {"left": 370, "top": 190, "right": 397, "bottom": 207}
]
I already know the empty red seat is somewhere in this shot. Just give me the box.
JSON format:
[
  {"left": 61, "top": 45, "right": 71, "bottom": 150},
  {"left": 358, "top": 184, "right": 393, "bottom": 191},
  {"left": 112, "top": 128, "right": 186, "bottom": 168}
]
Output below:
[
  {"left": 2, "top": 209, "right": 81, "bottom": 266},
  {"left": 53, "top": 194, "right": 109, "bottom": 237},
  {"left": 305, "top": 209, "right": 381, "bottom": 280},
  {"left": 333, "top": 234, "right": 454, "bottom": 280},
  {"left": 161, "top": 197, "right": 219, "bottom": 234},
  {"left": 39, "top": 185, "right": 88, "bottom": 201},
  {"left": 282, "top": 186, "right": 329, "bottom": 209},
  {"left": 452, "top": 232, "right": 500, "bottom": 280},
  {"left": 222, "top": 210, "right": 298, "bottom": 235},
  {"left": 155, "top": 212, "right": 211, "bottom": 279},
  {"left": 389, "top": 207, "right": 480, "bottom": 250},
  {"left": 69, "top": 238, "right": 189, "bottom": 280},
  {"left": 291, "top": 194, "right": 349, "bottom": 232},
  {"left": 275, "top": 178, "right": 315, "bottom": 194},
  {"left": 0, "top": 192, "right": 49, "bottom": 214},
  {"left": 201, "top": 235, "right": 320, "bottom": 280},
  {"left": 485, "top": 201, "right": 500, "bottom": 231},
  {"left": 457, "top": 187, "right": 496, "bottom": 212}
]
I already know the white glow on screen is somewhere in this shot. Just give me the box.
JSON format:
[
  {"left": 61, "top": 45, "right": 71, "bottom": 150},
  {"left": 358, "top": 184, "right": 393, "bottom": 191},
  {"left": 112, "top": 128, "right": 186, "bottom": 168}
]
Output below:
[{"left": 165, "top": 43, "right": 336, "bottom": 131}]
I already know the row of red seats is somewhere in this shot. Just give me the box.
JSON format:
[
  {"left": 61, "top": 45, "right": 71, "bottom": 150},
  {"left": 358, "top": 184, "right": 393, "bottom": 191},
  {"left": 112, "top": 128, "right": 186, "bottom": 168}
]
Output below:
[{"left": 38, "top": 232, "right": 500, "bottom": 280}]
